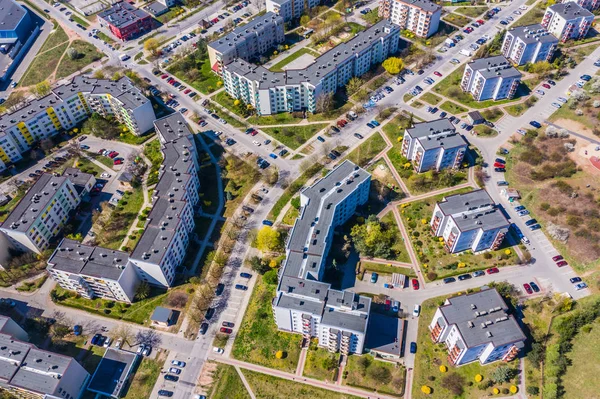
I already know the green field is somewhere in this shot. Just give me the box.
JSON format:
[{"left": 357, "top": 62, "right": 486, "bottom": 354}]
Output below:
[
  {"left": 421, "top": 93, "right": 442, "bottom": 106},
  {"left": 56, "top": 40, "right": 104, "bottom": 79},
  {"left": 303, "top": 345, "right": 339, "bottom": 381},
  {"left": 207, "top": 364, "right": 251, "bottom": 399},
  {"left": 123, "top": 357, "right": 162, "bottom": 399},
  {"left": 261, "top": 124, "right": 329, "bottom": 150},
  {"left": 454, "top": 6, "right": 488, "bottom": 17},
  {"left": 344, "top": 355, "right": 405, "bottom": 396},
  {"left": 442, "top": 13, "right": 471, "bottom": 28},
  {"left": 439, "top": 101, "right": 468, "bottom": 115},
  {"left": 270, "top": 48, "right": 320, "bottom": 72},
  {"left": 21, "top": 42, "right": 68, "bottom": 86},
  {"left": 345, "top": 132, "right": 387, "bottom": 167}
]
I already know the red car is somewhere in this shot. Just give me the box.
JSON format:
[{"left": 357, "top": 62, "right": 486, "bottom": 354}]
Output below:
[
  {"left": 486, "top": 267, "right": 500, "bottom": 274},
  {"left": 337, "top": 120, "right": 346, "bottom": 127},
  {"left": 250, "top": 131, "right": 258, "bottom": 136},
  {"left": 552, "top": 255, "right": 563, "bottom": 262},
  {"left": 433, "top": 71, "right": 442, "bottom": 77},
  {"left": 541, "top": 83, "right": 551, "bottom": 89},
  {"left": 523, "top": 283, "right": 532, "bottom": 294},
  {"left": 184, "top": 89, "right": 191, "bottom": 94},
  {"left": 384, "top": 299, "right": 391, "bottom": 311},
  {"left": 493, "top": 162, "right": 506, "bottom": 168},
  {"left": 220, "top": 327, "right": 232, "bottom": 334},
  {"left": 109, "top": 152, "right": 119, "bottom": 158},
  {"left": 161, "top": 74, "right": 168, "bottom": 79},
  {"left": 98, "top": 148, "right": 105, "bottom": 154},
  {"left": 556, "top": 260, "right": 568, "bottom": 267},
  {"left": 476, "top": 19, "right": 485, "bottom": 24},
  {"left": 113, "top": 159, "right": 123, "bottom": 165},
  {"left": 412, "top": 279, "right": 419, "bottom": 290}
]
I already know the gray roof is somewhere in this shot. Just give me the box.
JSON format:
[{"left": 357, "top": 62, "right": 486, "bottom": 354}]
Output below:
[
  {"left": 275, "top": 292, "right": 325, "bottom": 315},
  {"left": 396, "top": 0, "right": 440, "bottom": 12},
  {"left": 438, "top": 189, "right": 509, "bottom": 232},
  {"left": 277, "top": 276, "right": 329, "bottom": 301},
  {"left": 365, "top": 313, "right": 404, "bottom": 356},
  {"left": 467, "top": 56, "right": 522, "bottom": 80},
  {"left": 143, "top": 1, "right": 168, "bottom": 15},
  {"left": 62, "top": 168, "right": 94, "bottom": 194},
  {"left": 48, "top": 239, "right": 130, "bottom": 281},
  {"left": 209, "top": 12, "right": 284, "bottom": 54},
  {"left": 321, "top": 306, "right": 369, "bottom": 334},
  {"left": 154, "top": 113, "right": 194, "bottom": 143},
  {"left": 88, "top": 348, "right": 138, "bottom": 397},
  {"left": 0, "top": 0, "right": 27, "bottom": 31},
  {"left": 406, "top": 118, "right": 455, "bottom": 139},
  {"left": 406, "top": 118, "right": 467, "bottom": 151},
  {"left": 98, "top": 2, "right": 151, "bottom": 28},
  {"left": 467, "top": 111, "right": 484, "bottom": 120},
  {"left": 10, "top": 347, "right": 75, "bottom": 395},
  {"left": 439, "top": 288, "right": 526, "bottom": 348},
  {"left": 0, "top": 333, "right": 31, "bottom": 382},
  {"left": 549, "top": 2, "right": 593, "bottom": 19},
  {"left": 507, "top": 24, "right": 559, "bottom": 44},
  {"left": 150, "top": 306, "right": 173, "bottom": 323},
  {"left": 225, "top": 20, "right": 400, "bottom": 88}
]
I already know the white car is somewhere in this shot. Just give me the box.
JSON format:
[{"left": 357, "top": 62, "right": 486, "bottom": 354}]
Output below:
[
  {"left": 142, "top": 346, "right": 151, "bottom": 356},
  {"left": 100, "top": 172, "right": 111, "bottom": 178},
  {"left": 213, "top": 347, "right": 224, "bottom": 354},
  {"left": 413, "top": 304, "right": 421, "bottom": 317},
  {"left": 103, "top": 337, "right": 112, "bottom": 348},
  {"left": 114, "top": 339, "right": 123, "bottom": 349},
  {"left": 137, "top": 345, "right": 145, "bottom": 354},
  {"left": 168, "top": 367, "right": 181, "bottom": 374},
  {"left": 252, "top": 140, "right": 261, "bottom": 146}
]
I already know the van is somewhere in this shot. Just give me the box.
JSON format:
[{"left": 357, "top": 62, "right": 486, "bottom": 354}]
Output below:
[
  {"left": 459, "top": 49, "right": 472, "bottom": 57},
  {"left": 119, "top": 54, "right": 130, "bottom": 62}
]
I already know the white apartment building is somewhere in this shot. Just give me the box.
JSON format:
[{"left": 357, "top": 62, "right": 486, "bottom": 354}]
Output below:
[
  {"left": 0, "top": 170, "right": 95, "bottom": 254},
  {"left": 47, "top": 239, "right": 139, "bottom": 303},
  {"left": 562, "top": 0, "right": 599, "bottom": 12},
  {"left": 266, "top": 0, "right": 321, "bottom": 21},
  {"left": 501, "top": 24, "right": 559, "bottom": 66},
  {"left": 0, "top": 75, "right": 155, "bottom": 172},
  {"left": 208, "top": 12, "right": 285, "bottom": 75},
  {"left": 378, "top": 0, "right": 441, "bottom": 38},
  {"left": 430, "top": 189, "right": 510, "bottom": 254},
  {"left": 401, "top": 118, "right": 468, "bottom": 173},
  {"left": 429, "top": 289, "right": 526, "bottom": 366},
  {"left": 222, "top": 21, "right": 400, "bottom": 115},
  {"left": 273, "top": 161, "right": 372, "bottom": 355},
  {"left": 461, "top": 56, "right": 522, "bottom": 101},
  {"left": 541, "top": 3, "right": 594, "bottom": 42}
]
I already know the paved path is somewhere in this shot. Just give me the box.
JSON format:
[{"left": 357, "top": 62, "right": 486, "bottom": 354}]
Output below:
[
  {"left": 359, "top": 256, "right": 414, "bottom": 268},
  {"left": 296, "top": 347, "right": 308, "bottom": 376},
  {"left": 236, "top": 366, "right": 258, "bottom": 399}
]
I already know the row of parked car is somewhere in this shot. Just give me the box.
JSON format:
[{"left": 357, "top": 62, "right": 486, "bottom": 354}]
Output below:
[{"left": 159, "top": 359, "right": 189, "bottom": 396}]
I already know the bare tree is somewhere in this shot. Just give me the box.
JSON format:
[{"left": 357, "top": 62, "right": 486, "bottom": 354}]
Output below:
[
  {"left": 112, "top": 325, "right": 134, "bottom": 346},
  {"left": 249, "top": 0, "right": 264, "bottom": 12},
  {"left": 315, "top": 92, "right": 334, "bottom": 114},
  {"left": 135, "top": 330, "right": 162, "bottom": 348}
]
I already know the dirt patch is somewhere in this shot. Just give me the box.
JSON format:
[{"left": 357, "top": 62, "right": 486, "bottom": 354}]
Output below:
[
  {"left": 553, "top": 118, "right": 598, "bottom": 140},
  {"left": 197, "top": 361, "right": 218, "bottom": 388}
]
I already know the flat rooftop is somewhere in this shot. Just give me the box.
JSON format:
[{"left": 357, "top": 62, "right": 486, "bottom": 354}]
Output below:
[
  {"left": 468, "top": 55, "right": 522, "bottom": 80},
  {"left": 549, "top": 2, "right": 593, "bottom": 19},
  {"left": 396, "top": 0, "right": 441, "bottom": 13},
  {"left": 98, "top": 2, "right": 151, "bottom": 28},
  {"left": 10, "top": 348, "right": 74, "bottom": 395},
  {"left": 365, "top": 313, "right": 404, "bottom": 357},
  {"left": 209, "top": 12, "right": 283, "bottom": 54},
  {"left": 88, "top": 348, "right": 138, "bottom": 397},
  {"left": 438, "top": 189, "right": 509, "bottom": 232},
  {"left": 0, "top": 0, "right": 27, "bottom": 31},
  {"left": 507, "top": 24, "right": 559, "bottom": 44}
]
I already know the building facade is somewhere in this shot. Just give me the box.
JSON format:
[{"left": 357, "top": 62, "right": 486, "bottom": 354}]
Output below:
[
  {"left": 430, "top": 189, "right": 510, "bottom": 254},
  {"left": 0, "top": 75, "right": 155, "bottom": 172},
  {"left": 98, "top": 2, "right": 154, "bottom": 41},
  {"left": 429, "top": 289, "right": 526, "bottom": 366},
  {"left": 501, "top": 24, "right": 559, "bottom": 65},
  {"left": 541, "top": 3, "right": 594, "bottom": 42},
  {"left": 562, "top": 0, "right": 599, "bottom": 12},
  {"left": 460, "top": 56, "right": 522, "bottom": 101},
  {"left": 266, "top": 0, "right": 321, "bottom": 21},
  {"left": 378, "top": 0, "right": 441, "bottom": 38},
  {"left": 208, "top": 12, "right": 285, "bottom": 75},
  {"left": 222, "top": 21, "right": 400, "bottom": 115},
  {"left": 273, "top": 161, "right": 372, "bottom": 355},
  {"left": 401, "top": 118, "right": 468, "bottom": 173}
]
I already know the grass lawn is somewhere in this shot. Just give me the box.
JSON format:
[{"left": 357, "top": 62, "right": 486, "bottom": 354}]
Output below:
[
  {"left": 362, "top": 7, "right": 381, "bottom": 25},
  {"left": 212, "top": 91, "right": 249, "bottom": 119},
  {"left": 303, "top": 344, "right": 339, "bottom": 381},
  {"left": 270, "top": 48, "right": 319, "bottom": 72},
  {"left": 454, "top": 6, "right": 488, "bottom": 18},
  {"left": 473, "top": 124, "right": 498, "bottom": 137},
  {"left": 167, "top": 56, "right": 220, "bottom": 95},
  {"left": 442, "top": 13, "right": 471, "bottom": 28},
  {"left": 412, "top": 293, "right": 520, "bottom": 399},
  {"left": 381, "top": 212, "right": 412, "bottom": 263},
  {"left": 481, "top": 108, "right": 504, "bottom": 123},
  {"left": 398, "top": 188, "right": 520, "bottom": 281},
  {"left": 513, "top": 3, "right": 546, "bottom": 27},
  {"left": 87, "top": 154, "right": 115, "bottom": 171},
  {"left": 0, "top": 186, "right": 28, "bottom": 223},
  {"left": 115, "top": 130, "right": 155, "bottom": 146},
  {"left": 421, "top": 93, "right": 442, "bottom": 106},
  {"left": 281, "top": 205, "right": 299, "bottom": 225},
  {"left": 344, "top": 354, "right": 405, "bottom": 396},
  {"left": 96, "top": 187, "right": 144, "bottom": 250},
  {"left": 439, "top": 100, "right": 468, "bottom": 115},
  {"left": 222, "top": 154, "right": 260, "bottom": 218},
  {"left": 247, "top": 113, "right": 303, "bottom": 126},
  {"left": 358, "top": 261, "right": 415, "bottom": 279},
  {"left": 382, "top": 113, "right": 414, "bottom": 145},
  {"left": 15, "top": 275, "right": 47, "bottom": 292},
  {"left": 267, "top": 163, "right": 323, "bottom": 220},
  {"left": 123, "top": 356, "right": 163, "bottom": 399},
  {"left": 570, "top": 42, "right": 600, "bottom": 63},
  {"left": 96, "top": 31, "right": 115, "bottom": 45},
  {"left": 344, "top": 132, "right": 387, "bottom": 167},
  {"left": 243, "top": 369, "right": 363, "bottom": 399},
  {"left": 212, "top": 333, "right": 230, "bottom": 349},
  {"left": 232, "top": 277, "right": 303, "bottom": 372},
  {"left": 21, "top": 42, "right": 68, "bottom": 86},
  {"left": 206, "top": 364, "right": 251, "bottom": 399},
  {"left": 261, "top": 124, "right": 328, "bottom": 150},
  {"left": 56, "top": 40, "right": 104, "bottom": 79},
  {"left": 75, "top": 157, "right": 105, "bottom": 176},
  {"left": 44, "top": 24, "right": 69, "bottom": 49}
]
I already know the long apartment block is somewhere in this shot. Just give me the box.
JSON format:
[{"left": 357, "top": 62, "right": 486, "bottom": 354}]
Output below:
[
  {"left": 401, "top": 118, "right": 468, "bottom": 173},
  {"left": 222, "top": 21, "right": 400, "bottom": 115},
  {"left": 378, "top": 0, "right": 441, "bottom": 38},
  {"left": 0, "top": 169, "right": 95, "bottom": 254},
  {"left": 562, "top": 0, "right": 599, "bottom": 12},
  {"left": 541, "top": 3, "right": 593, "bottom": 42},
  {"left": 0, "top": 75, "right": 156, "bottom": 172},
  {"left": 430, "top": 189, "right": 510, "bottom": 254},
  {"left": 501, "top": 24, "right": 559, "bottom": 66},
  {"left": 460, "top": 56, "right": 522, "bottom": 101},
  {"left": 273, "top": 160, "right": 373, "bottom": 355},
  {"left": 266, "top": 0, "right": 321, "bottom": 21}
]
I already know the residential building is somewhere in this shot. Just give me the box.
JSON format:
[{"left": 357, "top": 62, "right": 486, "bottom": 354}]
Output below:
[
  {"left": 87, "top": 348, "right": 139, "bottom": 398},
  {"left": 401, "top": 118, "right": 468, "bottom": 173},
  {"left": 98, "top": 2, "right": 154, "bottom": 41},
  {"left": 501, "top": 24, "right": 558, "bottom": 65},
  {"left": 460, "top": 56, "right": 522, "bottom": 101},
  {"left": 208, "top": 12, "right": 285, "bottom": 75},
  {"left": 0, "top": 315, "right": 28, "bottom": 342},
  {"left": 222, "top": 21, "right": 400, "bottom": 115},
  {"left": 430, "top": 189, "right": 510, "bottom": 254},
  {"left": 150, "top": 306, "right": 174, "bottom": 326},
  {"left": 541, "top": 3, "right": 594, "bottom": 42},
  {"left": 0, "top": 75, "right": 155, "bottom": 172},
  {"left": 0, "top": 333, "right": 90, "bottom": 399},
  {"left": 0, "top": 170, "right": 95, "bottom": 254},
  {"left": 429, "top": 288, "right": 526, "bottom": 366},
  {"left": 562, "top": 0, "right": 599, "bottom": 12},
  {"left": 364, "top": 313, "right": 404, "bottom": 361},
  {"left": 378, "top": 0, "right": 441, "bottom": 38},
  {"left": 273, "top": 161, "right": 373, "bottom": 355},
  {"left": 266, "top": 0, "right": 321, "bottom": 21},
  {"left": 47, "top": 239, "right": 139, "bottom": 303}
]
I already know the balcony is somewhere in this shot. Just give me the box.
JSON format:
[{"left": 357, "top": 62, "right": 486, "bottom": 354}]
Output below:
[
  {"left": 430, "top": 322, "right": 443, "bottom": 342},
  {"left": 502, "top": 345, "right": 520, "bottom": 362}
]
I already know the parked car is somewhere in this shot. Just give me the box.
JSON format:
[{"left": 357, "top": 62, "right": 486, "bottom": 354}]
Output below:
[
  {"left": 169, "top": 367, "right": 181, "bottom": 375},
  {"left": 556, "top": 260, "right": 568, "bottom": 267},
  {"left": 158, "top": 390, "right": 174, "bottom": 397},
  {"left": 73, "top": 325, "right": 82, "bottom": 336},
  {"left": 413, "top": 304, "right": 421, "bottom": 317},
  {"left": 205, "top": 307, "right": 215, "bottom": 320},
  {"left": 220, "top": 327, "right": 233, "bottom": 334},
  {"left": 370, "top": 272, "right": 378, "bottom": 283},
  {"left": 443, "top": 277, "right": 456, "bottom": 284},
  {"left": 164, "top": 374, "right": 179, "bottom": 382},
  {"left": 410, "top": 342, "right": 417, "bottom": 354},
  {"left": 222, "top": 321, "right": 235, "bottom": 328},
  {"left": 525, "top": 219, "right": 538, "bottom": 226},
  {"left": 472, "top": 270, "right": 485, "bottom": 277},
  {"left": 458, "top": 274, "right": 472, "bottom": 281},
  {"left": 234, "top": 284, "right": 248, "bottom": 290},
  {"left": 240, "top": 272, "right": 252, "bottom": 279},
  {"left": 529, "top": 121, "right": 542, "bottom": 128},
  {"left": 575, "top": 282, "right": 588, "bottom": 290},
  {"left": 497, "top": 181, "right": 509, "bottom": 186},
  {"left": 570, "top": 277, "right": 582, "bottom": 284},
  {"left": 523, "top": 283, "right": 533, "bottom": 294},
  {"left": 486, "top": 267, "right": 500, "bottom": 274},
  {"left": 530, "top": 282, "right": 540, "bottom": 293},
  {"left": 412, "top": 279, "right": 419, "bottom": 290},
  {"left": 552, "top": 255, "right": 564, "bottom": 262},
  {"left": 199, "top": 323, "right": 209, "bottom": 335}
]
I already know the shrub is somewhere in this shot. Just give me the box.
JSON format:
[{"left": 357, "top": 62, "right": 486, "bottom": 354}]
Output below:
[
  {"left": 439, "top": 365, "right": 447, "bottom": 372},
  {"left": 442, "top": 373, "right": 465, "bottom": 396},
  {"left": 421, "top": 385, "right": 432, "bottom": 395},
  {"left": 427, "top": 272, "right": 438, "bottom": 280},
  {"left": 427, "top": 375, "right": 435, "bottom": 381},
  {"left": 484, "top": 252, "right": 493, "bottom": 259},
  {"left": 103, "top": 309, "right": 111, "bottom": 314},
  {"left": 502, "top": 388, "right": 509, "bottom": 394},
  {"left": 490, "top": 366, "right": 513, "bottom": 383},
  {"left": 510, "top": 385, "right": 518, "bottom": 394},
  {"left": 540, "top": 202, "right": 551, "bottom": 211},
  {"left": 475, "top": 374, "right": 483, "bottom": 382},
  {"left": 526, "top": 386, "right": 539, "bottom": 395},
  {"left": 275, "top": 350, "right": 284, "bottom": 359}
]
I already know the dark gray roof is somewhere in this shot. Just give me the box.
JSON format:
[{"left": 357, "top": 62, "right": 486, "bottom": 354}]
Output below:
[
  {"left": 154, "top": 113, "right": 194, "bottom": 143},
  {"left": 507, "top": 24, "right": 559, "bottom": 44},
  {"left": 275, "top": 292, "right": 325, "bottom": 315},
  {"left": 209, "top": 12, "right": 284, "bottom": 54},
  {"left": 439, "top": 288, "right": 526, "bottom": 348},
  {"left": 467, "top": 111, "right": 484, "bottom": 120},
  {"left": 365, "top": 313, "right": 404, "bottom": 356},
  {"left": 277, "top": 276, "right": 329, "bottom": 301},
  {"left": 0, "top": 333, "right": 31, "bottom": 382},
  {"left": 549, "top": 2, "right": 593, "bottom": 19},
  {"left": 98, "top": 2, "right": 151, "bottom": 28},
  {"left": 406, "top": 118, "right": 455, "bottom": 139},
  {"left": 88, "top": 348, "right": 138, "bottom": 397},
  {"left": 0, "top": 0, "right": 27, "bottom": 32},
  {"left": 321, "top": 306, "right": 369, "bottom": 333},
  {"left": 406, "top": 119, "right": 467, "bottom": 151},
  {"left": 10, "top": 347, "right": 75, "bottom": 395},
  {"left": 418, "top": 132, "right": 468, "bottom": 151},
  {"left": 467, "top": 56, "right": 522, "bottom": 80},
  {"left": 62, "top": 168, "right": 94, "bottom": 194},
  {"left": 438, "top": 189, "right": 509, "bottom": 232},
  {"left": 396, "top": 0, "right": 441, "bottom": 12},
  {"left": 142, "top": 1, "right": 168, "bottom": 15},
  {"left": 150, "top": 306, "right": 173, "bottom": 323}
]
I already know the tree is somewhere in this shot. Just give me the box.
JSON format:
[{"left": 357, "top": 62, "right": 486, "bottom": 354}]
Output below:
[
  {"left": 300, "top": 15, "right": 310, "bottom": 26},
  {"left": 346, "top": 77, "right": 364, "bottom": 96},
  {"left": 350, "top": 215, "right": 396, "bottom": 259},
  {"left": 33, "top": 81, "right": 51, "bottom": 98},
  {"left": 67, "top": 47, "right": 79, "bottom": 60},
  {"left": 256, "top": 226, "right": 282, "bottom": 252},
  {"left": 3, "top": 91, "right": 25, "bottom": 112},
  {"left": 315, "top": 92, "right": 334, "bottom": 114},
  {"left": 530, "top": 61, "right": 553, "bottom": 78},
  {"left": 135, "top": 330, "right": 162, "bottom": 348},
  {"left": 367, "top": 365, "right": 392, "bottom": 385},
  {"left": 50, "top": 323, "right": 71, "bottom": 340},
  {"left": 144, "top": 38, "right": 160, "bottom": 57},
  {"left": 82, "top": 113, "right": 121, "bottom": 140},
  {"left": 92, "top": 70, "right": 105, "bottom": 79},
  {"left": 263, "top": 269, "right": 279, "bottom": 285},
  {"left": 248, "top": 255, "right": 271, "bottom": 274},
  {"left": 321, "top": 355, "right": 338, "bottom": 370},
  {"left": 490, "top": 365, "right": 513, "bottom": 383},
  {"left": 382, "top": 57, "right": 404, "bottom": 75},
  {"left": 135, "top": 281, "right": 150, "bottom": 300},
  {"left": 112, "top": 325, "right": 134, "bottom": 345},
  {"left": 167, "top": 291, "right": 188, "bottom": 308},
  {"left": 442, "top": 373, "right": 465, "bottom": 396}
]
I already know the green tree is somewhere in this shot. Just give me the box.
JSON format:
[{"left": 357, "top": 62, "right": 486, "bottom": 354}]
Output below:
[
  {"left": 82, "top": 113, "right": 121, "bottom": 140},
  {"left": 300, "top": 15, "right": 310, "bottom": 26},
  {"left": 135, "top": 281, "right": 150, "bottom": 300},
  {"left": 350, "top": 215, "right": 396, "bottom": 258},
  {"left": 263, "top": 269, "right": 279, "bottom": 284},
  {"left": 144, "top": 38, "right": 160, "bottom": 57},
  {"left": 256, "top": 226, "right": 282, "bottom": 252},
  {"left": 490, "top": 366, "right": 513, "bottom": 383},
  {"left": 529, "top": 61, "right": 554, "bottom": 78},
  {"left": 248, "top": 256, "right": 271, "bottom": 274},
  {"left": 321, "top": 355, "right": 338, "bottom": 371},
  {"left": 346, "top": 77, "right": 364, "bottom": 96},
  {"left": 67, "top": 47, "right": 79, "bottom": 60},
  {"left": 382, "top": 57, "right": 404, "bottom": 75},
  {"left": 33, "top": 80, "right": 51, "bottom": 98},
  {"left": 367, "top": 365, "right": 391, "bottom": 385}
]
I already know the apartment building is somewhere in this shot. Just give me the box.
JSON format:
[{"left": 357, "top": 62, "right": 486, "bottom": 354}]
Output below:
[
  {"left": 266, "top": 0, "right": 321, "bottom": 21},
  {"left": 401, "top": 118, "right": 468, "bottom": 173},
  {"left": 430, "top": 189, "right": 510, "bottom": 254},
  {"left": 429, "top": 289, "right": 526, "bottom": 366},
  {"left": 562, "top": 0, "right": 599, "bottom": 12},
  {"left": 0, "top": 170, "right": 95, "bottom": 254},
  {"left": 0, "top": 333, "right": 90, "bottom": 399},
  {"left": 208, "top": 12, "right": 285, "bottom": 75},
  {"left": 541, "top": 3, "right": 594, "bottom": 42},
  {"left": 222, "top": 21, "right": 400, "bottom": 115},
  {"left": 273, "top": 161, "right": 372, "bottom": 355},
  {"left": 47, "top": 239, "right": 139, "bottom": 303},
  {"left": 0, "top": 75, "right": 155, "bottom": 172},
  {"left": 460, "top": 56, "right": 522, "bottom": 101},
  {"left": 0, "top": 315, "right": 28, "bottom": 342},
  {"left": 378, "top": 0, "right": 441, "bottom": 38},
  {"left": 501, "top": 24, "right": 559, "bottom": 65},
  {"left": 98, "top": 2, "right": 154, "bottom": 41}
]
